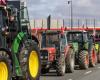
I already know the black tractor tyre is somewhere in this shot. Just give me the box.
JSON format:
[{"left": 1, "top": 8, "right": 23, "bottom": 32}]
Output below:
[
  {"left": 0, "top": 51, "right": 12, "bottom": 80},
  {"left": 97, "top": 47, "right": 100, "bottom": 63},
  {"left": 19, "top": 40, "right": 41, "bottom": 80},
  {"left": 79, "top": 50, "right": 89, "bottom": 69},
  {"left": 97, "top": 44, "right": 100, "bottom": 63},
  {"left": 56, "top": 54, "right": 66, "bottom": 76},
  {"left": 89, "top": 47, "right": 97, "bottom": 67},
  {"left": 65, "top": 48, "right": 75, "bottom": 73}
]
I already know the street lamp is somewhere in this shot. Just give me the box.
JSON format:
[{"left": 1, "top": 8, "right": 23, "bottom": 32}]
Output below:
[{"left": 68, "top": 0, "right": 73, "bottom": 29}]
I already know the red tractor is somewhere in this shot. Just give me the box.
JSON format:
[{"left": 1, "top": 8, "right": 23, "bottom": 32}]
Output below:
[{"left": 40, "top": 30, "right": 75, "bottom": 76}]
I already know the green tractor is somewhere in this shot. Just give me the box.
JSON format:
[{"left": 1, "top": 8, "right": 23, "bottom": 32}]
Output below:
[
  {"left": 67, "top": 30, "right": 97, "bottom": 69},
  {"left": 0, "top": 0, "right": 40, "bottom": 80}
]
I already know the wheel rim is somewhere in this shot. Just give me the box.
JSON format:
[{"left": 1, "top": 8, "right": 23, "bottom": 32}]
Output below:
[
  {"left": 29, "top": 51, "right": 39, "bottom": 78},
  {"left": 0, "top": 62, "right": 8, "bottom": 80}
]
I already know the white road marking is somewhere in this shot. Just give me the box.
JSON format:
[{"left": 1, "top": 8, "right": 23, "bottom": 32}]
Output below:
[
  {"left": 68, "top": 79, "right": 72, "bottom": 80},
  {"left": 98, "top": 67, "right": 100, "bottom": 69},
  {"left": 84, "top": 71, "right": 92, "bottom": 75}
]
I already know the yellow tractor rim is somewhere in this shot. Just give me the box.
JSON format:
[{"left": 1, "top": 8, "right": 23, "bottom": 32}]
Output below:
[
  {"left": 95, "top": 44, "right": 99, "bottom": 50},
  {"left": 29, "top": 51, "right": 39, "bottom": 78},
  {"left": 0, "top": 62, "right": 8, "bottom": 80}
]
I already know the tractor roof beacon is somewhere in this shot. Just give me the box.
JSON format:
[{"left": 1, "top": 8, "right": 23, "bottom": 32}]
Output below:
[{"left": 0, "top": 0, "right": 41, "bottom": 80}]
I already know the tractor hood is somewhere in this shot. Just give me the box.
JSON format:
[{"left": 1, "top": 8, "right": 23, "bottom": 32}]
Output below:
[{"left": 41, "top": 47, "right": 56, "bottom": 54}]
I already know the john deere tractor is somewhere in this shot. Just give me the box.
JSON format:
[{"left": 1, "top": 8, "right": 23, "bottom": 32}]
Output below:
[
  {"left": 0, "top": 0, "right": 40, "bottom": 80},
  {"left": 67, "top": 30, "right": 97, "bottom": 69}
]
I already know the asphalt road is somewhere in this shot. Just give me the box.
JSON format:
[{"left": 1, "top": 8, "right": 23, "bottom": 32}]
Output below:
[{"left": 40, "top": 64, "right": 100, "bottom": 80}]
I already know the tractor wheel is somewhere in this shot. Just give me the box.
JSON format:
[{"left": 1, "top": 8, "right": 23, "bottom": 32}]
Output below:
[
  {"left": 56, "top": 54, "right": 66, "bottom": 76},
  {"left": 0, "top": 51, "right": 12, "bottom": 80},
  {"left": 97, "top": 51, "right": 100, "bottom": 63},
  {"left": 89, "top": 47, "right": 97, "bottom": 67},
  {"left": 79, "top": 50, "right": 89, "bottom": 69},
  {"left": 65, "top": 48, "right": 75, "bottom": 73},
  {"left": 19, "top": 40, "right": 41, "bottom": 80}
]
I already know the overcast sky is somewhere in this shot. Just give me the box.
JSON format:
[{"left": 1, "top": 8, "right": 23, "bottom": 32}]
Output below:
[{"left": 27, "top": 0, "right": 100, "bottom": 20}]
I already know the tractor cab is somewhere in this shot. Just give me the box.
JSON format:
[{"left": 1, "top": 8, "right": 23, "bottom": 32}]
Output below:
[
  {"left": 41, "top": 30, "right": 67, "bottom": 52},
  {"left": 0, "top": 1, "right": 32, "bottom": 48},
  {"left": 40, "top": 30, "right": 67, "bottom": 68},
  {"left": 0, "top": 4, "right": 10, "bottom": 47},
  {"left": 67, "top": 30, "right": 89, "bottom": 51}
]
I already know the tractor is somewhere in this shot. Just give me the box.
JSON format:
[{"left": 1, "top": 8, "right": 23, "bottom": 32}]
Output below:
[
  {"left": 0, "top": 0, "right": 40, "bottom": 80},
  {"left": 40, "top": 30, "right": 75, "bottom": 76},
  {"left": 67, "top": 30, "right": 97, "bottom": 69},
  {"left": 94, "top": 34, "right": 100, "bottom": 63}
]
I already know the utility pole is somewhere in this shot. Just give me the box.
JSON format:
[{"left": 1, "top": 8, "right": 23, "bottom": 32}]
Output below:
[{"left": 68, "top": 0, "right": 73, "bottom": 29}]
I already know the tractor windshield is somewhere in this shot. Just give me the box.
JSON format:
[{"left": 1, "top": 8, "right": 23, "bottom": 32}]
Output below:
[
  {"left": 67, "top": 32, "right": 83, "bottom": 42},
  {"left": 41, "top": 33, "right": 59, "bottom": 48}
]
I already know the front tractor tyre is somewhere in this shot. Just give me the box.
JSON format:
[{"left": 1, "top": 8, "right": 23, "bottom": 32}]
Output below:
[
  {"left": 89, "top": 47, "right": 97, "bottom": 67},
  {"left": 79, "top": 50, "right": 89, "bottom": 69},
  {"left": 0, "top": 51, "right": 12, "bottom": 80},
  {"left": 19, "top": 40, "right": 41, "bottom": 80},
  {"left": 56, "top": 54, "right": 66, "bottom": 76},
  {"left": 97, "top": 48, "right": 100, "bottom": 63}
]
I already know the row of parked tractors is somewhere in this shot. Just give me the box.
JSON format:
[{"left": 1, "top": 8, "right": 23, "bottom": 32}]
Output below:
[
  {"left": 1, "top": 0, "right": 100, "bottom": 80},
  {"left": 34, "top": 29, "right": 100, "bottom": 77}
]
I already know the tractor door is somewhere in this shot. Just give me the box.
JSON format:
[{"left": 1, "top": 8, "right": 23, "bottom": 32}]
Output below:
[
  {"left": 67, "top": 32, "right": 79, "bottom": 52},
  {"left": 60, "top": 34, "right": 67, "bottom": 52},
  {"left": 41, "top": 33, "right": 46, "bottom": 48},
  {"left": 82, "top": 32, "right": 89, "bottom": 50},
  {"left": 0, "top": 7, "right": 8, "bottom": 48}
]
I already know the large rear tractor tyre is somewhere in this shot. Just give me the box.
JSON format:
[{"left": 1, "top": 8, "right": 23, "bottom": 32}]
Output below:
[
  {"left": 89, "top": 47, "right": 97, "bottom": 67},
  {"left": 19, "top": 40, "right": 41, "bottom": 80},
  {"left": 56, "top": 54, "right": 66, "bottom": 76},
  {"left": 0, "top": 51, "right": 12, "bottom": 80},
  {"left": 79, "top": 50, "right": 89, "bottom": 69},
  {"left": 65, "top": 48, "right": 75, "bottom": 73}
]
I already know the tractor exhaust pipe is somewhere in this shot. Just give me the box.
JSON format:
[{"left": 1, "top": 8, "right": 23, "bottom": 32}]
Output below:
[{"left": 47, "top": 15, "right": 51, "bottom": 30}]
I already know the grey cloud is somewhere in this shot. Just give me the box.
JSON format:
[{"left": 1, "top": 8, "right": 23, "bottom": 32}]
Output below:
[{"left": 27, "top": 0, "right": 100, "bottom": 19}]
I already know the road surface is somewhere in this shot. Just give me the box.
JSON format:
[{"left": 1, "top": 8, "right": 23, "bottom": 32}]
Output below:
[{"left": 40, "top": 64, "right": 100, "bottom": 80}]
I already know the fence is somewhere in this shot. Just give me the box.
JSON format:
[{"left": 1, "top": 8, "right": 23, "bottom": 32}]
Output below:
[{"left": 30, "top": 18, "right": 100, "bottom": 29}]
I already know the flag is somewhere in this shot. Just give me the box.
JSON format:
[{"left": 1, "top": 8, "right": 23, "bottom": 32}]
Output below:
[
  {"left": 93, "top": 30, "right": 96, "bottom": 36},
  {"left": 0, "top": 0, "right": 7, "bottom": 5}
]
